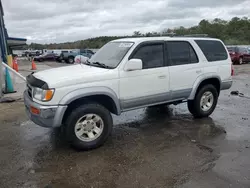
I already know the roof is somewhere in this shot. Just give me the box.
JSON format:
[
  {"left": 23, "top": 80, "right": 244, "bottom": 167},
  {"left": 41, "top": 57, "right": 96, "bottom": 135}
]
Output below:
[{"left": 112, "top": 36, "right": 220, "bottom": 43}]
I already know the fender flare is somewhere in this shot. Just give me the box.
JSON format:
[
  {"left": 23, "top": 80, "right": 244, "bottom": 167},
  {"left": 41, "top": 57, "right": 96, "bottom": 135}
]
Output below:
[
  {"left": 59, "top": 86, "right": 121, "bottom": 114},
  {"left": 188, "top": 74, "right": 221, "bottom": 100}
]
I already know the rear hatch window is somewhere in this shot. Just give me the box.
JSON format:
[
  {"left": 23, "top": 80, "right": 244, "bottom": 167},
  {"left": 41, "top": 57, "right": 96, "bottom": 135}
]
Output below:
[{"left": 195, "top": 40, "right": 228, "bottom": 62}]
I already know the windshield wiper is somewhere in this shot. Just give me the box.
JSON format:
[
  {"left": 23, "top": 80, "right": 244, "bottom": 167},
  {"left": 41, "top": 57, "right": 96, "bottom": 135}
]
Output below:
[{"left": 92, "top": 62, "right": 112, "bottom": 69}]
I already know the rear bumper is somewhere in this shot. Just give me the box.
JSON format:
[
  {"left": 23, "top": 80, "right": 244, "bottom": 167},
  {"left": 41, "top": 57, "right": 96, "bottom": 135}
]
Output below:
[
  {"left": 23, "top": 90, "right": 67, "bottom": 128},
  {"left": 221, "top": 80, "right": 233, "bottom": 90}
]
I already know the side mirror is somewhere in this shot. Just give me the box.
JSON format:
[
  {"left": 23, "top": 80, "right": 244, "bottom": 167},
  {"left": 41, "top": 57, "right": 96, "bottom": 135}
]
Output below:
[{"left": 124, "top": 59, "right": 142, "bottom": 71}]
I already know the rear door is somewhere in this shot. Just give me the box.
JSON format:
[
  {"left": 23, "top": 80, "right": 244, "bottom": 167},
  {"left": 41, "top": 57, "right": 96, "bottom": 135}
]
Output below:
[{"left": 166, "top": 40, "right": 201, "bottom": 100}]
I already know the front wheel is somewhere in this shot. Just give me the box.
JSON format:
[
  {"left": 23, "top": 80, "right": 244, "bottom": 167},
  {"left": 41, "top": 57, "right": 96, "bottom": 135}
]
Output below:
[
  {"left": 65, "top": 103, "right": 113, "bottom": 150},
  {"left": 188, "top": 84, "right": 218, "bottom": 118},
  {"left": 68, "top": 57, "right": 74, "bottom": 64}
]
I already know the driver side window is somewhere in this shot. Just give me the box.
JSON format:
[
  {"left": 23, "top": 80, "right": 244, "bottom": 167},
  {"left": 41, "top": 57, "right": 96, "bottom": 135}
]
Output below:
[{"left": 131, "top": 44, "right": 164, "bottom": 69}]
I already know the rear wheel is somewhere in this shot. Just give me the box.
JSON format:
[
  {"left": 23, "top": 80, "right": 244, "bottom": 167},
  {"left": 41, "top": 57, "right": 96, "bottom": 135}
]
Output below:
[
  {"left": 188, "top": 84, "right": 218, "bottom": 118},
  {"left": 239, "top": 57, "right": 243, "bottom": 65},
  {"left": 65, "top": 103, "right": 113, "bottom": 150}
]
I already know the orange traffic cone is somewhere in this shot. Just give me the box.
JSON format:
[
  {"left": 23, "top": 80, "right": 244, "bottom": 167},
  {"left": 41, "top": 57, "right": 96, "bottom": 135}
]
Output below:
[
  {"left": 31, "top": 58, "right": 37, "bottom": 70},
  {"left": 12, "top": 57, "right": 18, "bottom": 72}
]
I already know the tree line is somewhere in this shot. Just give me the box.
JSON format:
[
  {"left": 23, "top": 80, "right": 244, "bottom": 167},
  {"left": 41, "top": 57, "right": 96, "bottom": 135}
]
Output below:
[{"left": 25, "top": 17, "right": 250, "bottom": 50}]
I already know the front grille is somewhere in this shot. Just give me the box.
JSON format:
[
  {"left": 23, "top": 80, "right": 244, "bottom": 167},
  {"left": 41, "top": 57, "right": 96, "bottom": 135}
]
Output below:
[{"left": 27, "top": 84, "right": 32, "bottom": 98}]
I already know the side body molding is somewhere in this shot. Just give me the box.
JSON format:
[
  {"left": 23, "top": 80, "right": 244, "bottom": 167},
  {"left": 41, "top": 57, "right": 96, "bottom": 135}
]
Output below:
[
  {"left": 59, "top": 86, "right": 121, "bottom": 115},
  {"left": 188, "top": 73, "right": 221, "bottom": 100}
]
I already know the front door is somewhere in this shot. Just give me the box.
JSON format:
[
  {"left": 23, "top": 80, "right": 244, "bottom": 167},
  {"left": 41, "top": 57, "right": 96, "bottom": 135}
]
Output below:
[{"left": 119, "top": 41, "right": 170, "bottom": 111}]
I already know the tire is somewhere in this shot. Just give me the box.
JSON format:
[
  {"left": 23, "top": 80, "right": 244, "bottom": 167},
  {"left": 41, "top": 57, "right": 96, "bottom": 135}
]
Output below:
[
  {"left": 239, "top": 57, "right": 243, "bottom": 65},
  {"left": 187, "top": 100, "right": 195, "bottom": 114},
  {"left": 187, "top": 84, "right": 218, "bottom": 118},
  {"left": 65, "top": 103, "right": 113, "bottom": 150},
  {"left": 68, "top": 57, "right": 74, "bottom": 64}
]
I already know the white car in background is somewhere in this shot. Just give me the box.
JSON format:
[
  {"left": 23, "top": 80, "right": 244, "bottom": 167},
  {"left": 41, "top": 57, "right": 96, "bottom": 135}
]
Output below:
[{"left": 74, "top": 55, "right": 89, "bottom": 64}]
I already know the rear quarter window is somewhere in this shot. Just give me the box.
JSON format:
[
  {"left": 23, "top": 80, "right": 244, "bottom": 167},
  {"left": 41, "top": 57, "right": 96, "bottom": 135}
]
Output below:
[{"left": 195, "top": 40, "right": 228, "bottom": 62}]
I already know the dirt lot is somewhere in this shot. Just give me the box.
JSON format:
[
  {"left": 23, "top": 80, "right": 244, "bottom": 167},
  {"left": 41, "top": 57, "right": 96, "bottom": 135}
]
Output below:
[{"left": 0, "top": 61, "right": 250, "bottom": 188}]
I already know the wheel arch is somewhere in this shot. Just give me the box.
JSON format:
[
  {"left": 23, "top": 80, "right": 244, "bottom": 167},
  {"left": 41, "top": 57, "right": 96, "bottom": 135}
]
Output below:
[
  {"left": 60, "top": 87, "right": 121, "bottom": 123},
  {"left": 188, "top": 75, "right": 221, "bottom": 100}
]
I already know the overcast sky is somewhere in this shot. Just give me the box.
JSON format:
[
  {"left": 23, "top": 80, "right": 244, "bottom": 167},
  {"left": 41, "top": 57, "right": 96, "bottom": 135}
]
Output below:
[{"left": 2, "top": 0, "right": 250, "bottom": 44}]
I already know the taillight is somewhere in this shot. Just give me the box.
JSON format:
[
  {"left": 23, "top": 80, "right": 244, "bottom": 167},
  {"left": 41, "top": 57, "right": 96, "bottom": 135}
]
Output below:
[{"left": 231, "top": 63, "right": 234, "bottom": 76}]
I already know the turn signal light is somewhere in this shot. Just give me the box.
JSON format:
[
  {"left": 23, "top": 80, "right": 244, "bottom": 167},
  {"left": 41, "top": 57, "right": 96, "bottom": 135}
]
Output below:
[
  {"left": 30, "top": 106, "right": 40, "bottom": 115},
  {"left": 44, "top": 90, "right": 54, "bottom": 101}
]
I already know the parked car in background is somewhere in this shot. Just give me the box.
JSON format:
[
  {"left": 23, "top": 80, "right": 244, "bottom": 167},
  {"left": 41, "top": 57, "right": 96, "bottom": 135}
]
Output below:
[
  {"left": 22, "top": 50, "right": 42, "bottom": 57},
  {"left": 34, "top": 53, "right": 59, "bottom": 62},
  {"left": 227, "top": 46, "right": 250, "bottom": 65},
  {"left": 56, "top": 50, "right": 73, "bottom": 63},
  {"left": 59, "top": 49, "right": 95, "bottom": 64}
]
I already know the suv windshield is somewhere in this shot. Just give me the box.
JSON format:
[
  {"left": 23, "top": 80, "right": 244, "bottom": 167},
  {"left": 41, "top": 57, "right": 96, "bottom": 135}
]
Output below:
[{"left": 88, "top": 42, "right": 134, "bottom": 68}]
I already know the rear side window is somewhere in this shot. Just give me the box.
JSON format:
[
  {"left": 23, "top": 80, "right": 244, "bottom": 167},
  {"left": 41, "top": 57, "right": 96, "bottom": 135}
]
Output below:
[
  {"left": 132, "top": 44, "right": 164, "bottom": 69},
  {"left": 167, "top": 41, "right": 199, "bottom": 66},
  {"left": 195, "top": 40, "right": 228, "bottom": 62},
  {"left": 238, "top": 47, "right": 248, "bottom": 53}
]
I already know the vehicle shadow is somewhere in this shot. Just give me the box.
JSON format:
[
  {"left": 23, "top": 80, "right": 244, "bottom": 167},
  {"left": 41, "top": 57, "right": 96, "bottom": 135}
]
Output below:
[
  {"left": 112, "top": 105, "right": 226, "bottom": 144},
  {"left": 44, "top": 105, "right": 226, "bottom": 151}
]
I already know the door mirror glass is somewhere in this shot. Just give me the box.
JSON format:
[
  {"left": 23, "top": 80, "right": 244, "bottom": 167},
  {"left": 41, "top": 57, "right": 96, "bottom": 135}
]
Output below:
[{"left": 124, "top": 59, "right": 142, "bottom": 71}]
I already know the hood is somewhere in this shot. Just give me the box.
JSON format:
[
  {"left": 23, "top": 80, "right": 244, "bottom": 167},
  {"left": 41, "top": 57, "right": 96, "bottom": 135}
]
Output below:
[{"left": 33, "top": 64, "right": 110, "bottom": 88}]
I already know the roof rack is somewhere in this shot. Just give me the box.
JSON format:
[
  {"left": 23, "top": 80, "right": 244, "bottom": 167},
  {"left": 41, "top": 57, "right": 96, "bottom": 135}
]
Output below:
[{"left": 172, "top": 34, "right": 209, "bottom": 38}]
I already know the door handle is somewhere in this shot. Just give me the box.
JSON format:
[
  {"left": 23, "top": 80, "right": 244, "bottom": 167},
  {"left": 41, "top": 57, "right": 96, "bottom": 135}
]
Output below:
[{"left": 158, "top": 75, "right": 166, "bottom": 79}]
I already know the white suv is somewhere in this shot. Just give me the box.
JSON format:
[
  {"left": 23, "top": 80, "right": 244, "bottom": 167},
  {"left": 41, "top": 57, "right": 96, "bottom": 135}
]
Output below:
[{"left": 24, "top": 37, "right": 233, "bottom": 150}]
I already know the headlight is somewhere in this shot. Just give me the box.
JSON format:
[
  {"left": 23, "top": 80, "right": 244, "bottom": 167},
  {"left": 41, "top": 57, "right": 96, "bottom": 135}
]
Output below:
[{"left": 32, "top": 87, "right": 55, "bottom": 101}]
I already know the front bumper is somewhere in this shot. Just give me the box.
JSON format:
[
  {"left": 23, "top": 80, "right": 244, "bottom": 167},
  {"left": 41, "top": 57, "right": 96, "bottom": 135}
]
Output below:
[{"left": 23, "top": 90, "right": 67, "bottom": 128}]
